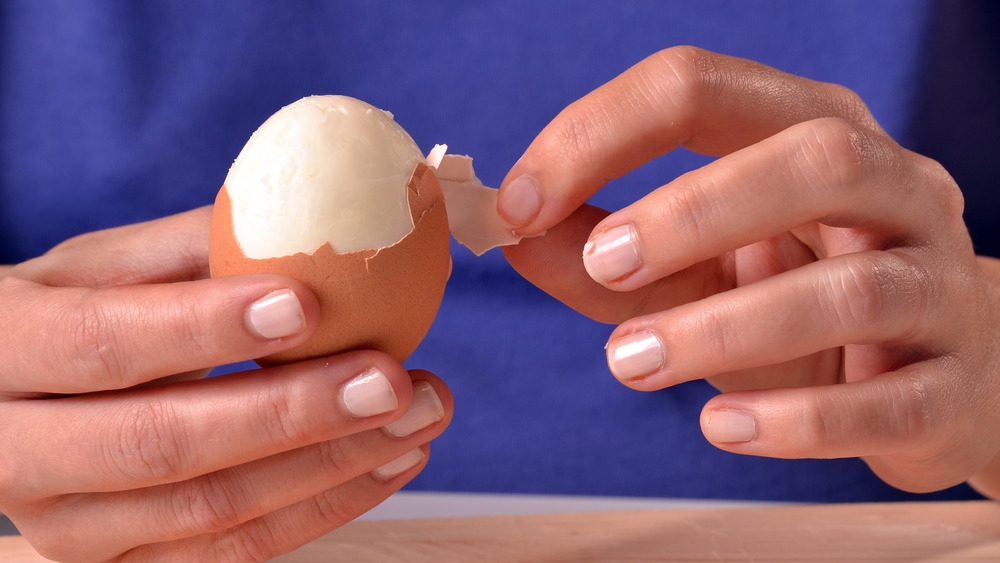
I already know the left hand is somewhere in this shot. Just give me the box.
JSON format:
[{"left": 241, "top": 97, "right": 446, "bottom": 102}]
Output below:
[
  {"left": 498, "top": 46, "right": 1000, "bottom": 497},
  {"left": 0, "top": 208, "right": 454, "bottom": 561}
]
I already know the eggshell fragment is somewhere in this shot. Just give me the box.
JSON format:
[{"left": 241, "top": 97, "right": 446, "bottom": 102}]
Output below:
[
  {"left": 211, "top": 161, "right": 450, "bottom": 365},
  {"left": 427, "top": 146, "right": 544, "bottom": 256}
]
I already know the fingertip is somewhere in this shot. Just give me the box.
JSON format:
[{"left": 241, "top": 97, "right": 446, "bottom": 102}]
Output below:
[
  {"left": 246, "top": 289, "right": 307, "bottom": 340},
  {"left": 226, "top": 273, "right": 321, "bottom": 351},
  {"left": 338, "top": 366, "right": 400, "bottom": 419},
  {"left": 497, "top": 173, "right": 542, "bottom": 231},
  {"left": 406, "top": 369, "right": 454, "bottom": 411},
  {"left": 371, "top": 446, "right": 428, "bottom": 482},
  {"left": 582, "top": 222, "right": 644, "bottom": 288},
  {"left": 606, "top": 330, "right": 667, "bottom": 386},
  {"left": 382, "top": 371, "right": 452, "bottom": 438},
  {"left": 701, "top": 406, "right": 759, "bottom": 446}
]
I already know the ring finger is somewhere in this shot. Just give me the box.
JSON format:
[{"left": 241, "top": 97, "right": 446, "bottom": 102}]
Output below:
[
  {"left": 23, "top": 373, "right": 452, "bottom": 562},
  {"left": 605, "top": 250, "right": 938, "bottom": 390}
]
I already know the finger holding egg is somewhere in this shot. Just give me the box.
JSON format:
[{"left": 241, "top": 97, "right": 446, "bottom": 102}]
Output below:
[
  {"left": 210, "top": 96, "right": 450, "bottom": 365},
  {"left": 210, "top": 95, "right": 531, "bottom": 366}
]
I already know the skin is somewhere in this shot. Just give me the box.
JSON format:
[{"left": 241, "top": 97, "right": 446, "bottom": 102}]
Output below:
[
  {"left": 499, "top": 46, "right": 1000, "bottom": 499},
  {"left": 0, "top": 206, "right": 454, "bottom": 562}
]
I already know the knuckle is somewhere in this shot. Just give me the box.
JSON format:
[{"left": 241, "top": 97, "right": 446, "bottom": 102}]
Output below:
[
  {"left": 890, "top": 376, "right": 935, "bottom": 445},
  {"left": 164, "top": 298, "right": 214, "bottom": 362},
  {"left": 539, "top": 99, "right": 611, "bottom": 174},
  {"left": 820, "top": 82, "right": 874, "bottom": 125},
  {"left": 671, "top": 305, "right": 735, "bottom": 375},
  {"left": 537, "top": 45, "right": 716, "bottom": 171},
  {"left": 648, "top": 45, "right": 712, "bottom": 117},
  {"left": 800, "top": 393, "right": 839, "bottom": 451},
  {"left": 827, "top": 254, "right": 891, "bottom": 331},
  {"left": 256, "top": 385, "right": 312, "bottom": 449},
  {"left": 662, "top": 177, "right": 720, "bottom": 251},
  {"left": 310, "top": 487, "right": 360, "bottom": 529},
  {"left": 825, "top": 252, "right": 929, "bottom": 337},
  {"left": 176, "top": 474, "right": 245, "bottom": 534},
  {"left": 65, "top": 293, "right": 132, "bottom": 389},
  {"left": 214, "top": 529, "right": 276, "bottom": 563},
  {"left": 315, "top": 439, "right": 356, "bottom": 478},
  {"left": 839, "top": 252, "right": 932, "bottom": 340},
  {"left": 789, "top": 117, "right": 872, "bottom": 197},
  {"left": 914, "top": 153, "right": 966, "bottom": 221},
  {"left": 651, "top": 45, "right": 712, "bottom": 94},
  {"left": 112, "top": 401, "right": 186, "bottom": 482},
  {"left": 800, "top": 378, "right": 934, "bottom": 453}
]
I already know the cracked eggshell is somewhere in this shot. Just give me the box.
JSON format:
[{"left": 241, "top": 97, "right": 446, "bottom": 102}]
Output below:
[
  {"left": 211, "top": 163, "right": 450, "bottom": 365},
  {"left": 209, "top": 96, "right": 451, "bottom": 366}
]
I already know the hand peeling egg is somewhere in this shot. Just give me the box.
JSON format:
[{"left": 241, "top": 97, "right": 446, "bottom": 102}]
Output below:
[{"left": 209, "top": 95, "right": 451, "bottom": 365}]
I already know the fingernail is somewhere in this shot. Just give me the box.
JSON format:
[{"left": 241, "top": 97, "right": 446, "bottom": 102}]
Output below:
[
  {"left": 583, "top": 224, "right": 641, "bottom": 284},
  {"left": 339, "top": 367, "right": 398, "bottom": 418},
  {"left": 373, "top": 448, "right": 425, "bottom": 481},
  {"left": 706, "top": 409, "right": 758, "bottom": 443},
  {"left": 607, "top": 331, "right": 664, "bottom": 381},
  {"left": 384, "top": 381, "right": 444, "bottom": 437},
  {"left": 247, "top": 290, "right": 305, "bottom": 339},
  {"left": 499, "top": 174, "right": 541, "bottom": 227}
]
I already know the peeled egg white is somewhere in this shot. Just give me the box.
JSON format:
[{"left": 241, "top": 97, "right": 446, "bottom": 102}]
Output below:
[{"left": 209, "top": 95, "right": 451, "bottom": 365}]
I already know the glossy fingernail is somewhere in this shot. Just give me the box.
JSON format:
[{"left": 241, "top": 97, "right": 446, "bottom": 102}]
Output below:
[
  {"left": 583, "top": 224, "right": 641, "bottom": 284},
  {"left": 247, "top": 289, "right": 305, "bottom": 339},
  {"left": 373, "top": 448, "right": 426, "bottom": 481},
  {"left": 706, "top": 409, "right": 757, "bottom": 443},
  {"left": 384, "top": 381, "right": 444, "bottom": 437},
  {"left": 607, "top": 331, "right": 664, "bottom": 381},
  {"left": 339, "top": 367, "right": 398, "bottom": 418},
  {"left": 499, "top": 174, "right": 541, "bottom": 227}
]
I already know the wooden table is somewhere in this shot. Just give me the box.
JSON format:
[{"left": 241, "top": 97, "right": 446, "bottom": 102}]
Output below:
[{"left": 2, "top": 500, "right": 999, "bottom": 561}]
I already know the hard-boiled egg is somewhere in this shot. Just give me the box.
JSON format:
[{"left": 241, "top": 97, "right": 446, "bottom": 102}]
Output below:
[{"left": 209, "top": 95, "right": 451, "bottom": 365}]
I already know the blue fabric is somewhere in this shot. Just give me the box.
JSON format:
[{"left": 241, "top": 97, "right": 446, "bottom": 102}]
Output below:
[{"left": 2, "top": 0, "right": 997, "bottom": 503}]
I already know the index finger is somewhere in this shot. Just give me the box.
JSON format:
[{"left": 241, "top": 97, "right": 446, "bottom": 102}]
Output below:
[
  {"left": 497, "top": 46, "right": 878, "bottom": 234},
  {"left": 0, "top": 274, "right": 319, "bottom": 394}
]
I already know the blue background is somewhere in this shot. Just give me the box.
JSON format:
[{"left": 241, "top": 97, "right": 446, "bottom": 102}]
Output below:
[{"left": 2, "top": 0, "right": 998, "bottom": 503}]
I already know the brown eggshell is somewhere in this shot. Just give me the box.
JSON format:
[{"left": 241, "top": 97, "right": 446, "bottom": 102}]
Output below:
[{"left": 209, "top": 162, "right": 450, "bottom": 365}]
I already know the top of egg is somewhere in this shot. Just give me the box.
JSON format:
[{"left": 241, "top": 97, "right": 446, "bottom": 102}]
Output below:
[{"left": 224, "top": 95, "right": 424, "bottom": 259}]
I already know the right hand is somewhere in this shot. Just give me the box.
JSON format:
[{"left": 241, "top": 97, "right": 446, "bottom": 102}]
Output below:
[{"left": 0, "top": 206, "right": 454, "bottom": 562}]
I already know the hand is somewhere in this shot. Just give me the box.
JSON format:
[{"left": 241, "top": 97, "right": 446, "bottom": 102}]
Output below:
[
  {"left": 0, "top": 207, "right": 453, "bottom": 562},
  {"left": 498, "top": 46, "right": 1000, "bottom": 498}
]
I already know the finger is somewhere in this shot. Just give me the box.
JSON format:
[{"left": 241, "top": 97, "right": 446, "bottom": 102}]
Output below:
[
  {"left": 11, "top": 206, "right": 215, "bottom": 288},
  {"left": 699, "top": 365, "right": 979, "bottom": 492},
  {"left": 116, "top": 445, "right": 432, "bottom": 563},
  {"left": 581, "top": 118, "right": 962, "bottom": 290},
  {"left": 497, "top": 46, "right": 879, "bottom": 234},
  {"left": 0, "top": 273, "right": 319, "bottom": 393},
  {"left": 604, "top": 250, "right": 933, "bottom": 390},
  {"left": 4, "top": 351, "right": 419, "bottom": 497},
  {"left": 26, "top": 373, "right": 452, "bottom": 562},
  {"left": 503, "top": 203, "right": 738, "bottom": 324}
]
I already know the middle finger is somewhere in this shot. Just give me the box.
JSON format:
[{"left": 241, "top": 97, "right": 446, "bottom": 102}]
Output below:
[
  {"left": 3, "top": 351, "right": 415, "bottom": 497},
  {"left": 582, "top": 118, "right": 960, "bottom": 291}
]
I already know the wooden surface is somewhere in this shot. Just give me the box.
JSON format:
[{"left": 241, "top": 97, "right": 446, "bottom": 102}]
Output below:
[
  {"left": 276, "top": 500, "right": 1000, "bottom": 562},
  {"left": 3, "top": 500, "right": 1000, "bottom": 561}
]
